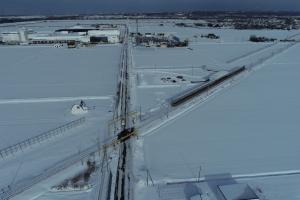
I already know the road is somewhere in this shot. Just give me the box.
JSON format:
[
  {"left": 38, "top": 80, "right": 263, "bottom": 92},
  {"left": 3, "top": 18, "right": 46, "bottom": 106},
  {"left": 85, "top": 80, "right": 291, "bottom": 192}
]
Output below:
[
  {"left": 95, "top": 24, "right": 134, "bottom": 200},
  {"left": 113, "top": 24, "right": 134, "bottom": 200}
]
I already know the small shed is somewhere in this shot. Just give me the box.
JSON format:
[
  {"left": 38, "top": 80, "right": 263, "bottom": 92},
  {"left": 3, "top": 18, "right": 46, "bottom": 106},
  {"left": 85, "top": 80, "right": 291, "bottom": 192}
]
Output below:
[{"left": 218, "top": 183, "right": 259, "bottom": 200}]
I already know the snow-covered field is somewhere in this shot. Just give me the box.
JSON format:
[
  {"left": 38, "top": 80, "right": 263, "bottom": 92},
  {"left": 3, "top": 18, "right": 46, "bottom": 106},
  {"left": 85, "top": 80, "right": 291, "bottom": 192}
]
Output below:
[
  {"left": 0, "top": 20, "right": 121, "bottom": 199},
  {"left": 1, "top": 19, "right": 300, "bottom": 200},
  {"left": 136, "top": 41, "right": 300, "bottom": 200},
  {"left": 0, "top": 22, "right": 121, "bottom": 147},
  {"left": 134, "top": 43, "right": 267, "bottom": 69},
  {"left": 132, "top": 21, "right": 299, "bottom": 117},
  {"left": 0, "top": 44, "right": 120, "bottom": 148},
  {"left": 0, "top": 99, "right": 113, "bottom": 148},
  {"left": 130, "top": 21, "right": 300, "bottom": 200},
  {"left": 0, "top": 46, "right": 120, "bottom": 98}
]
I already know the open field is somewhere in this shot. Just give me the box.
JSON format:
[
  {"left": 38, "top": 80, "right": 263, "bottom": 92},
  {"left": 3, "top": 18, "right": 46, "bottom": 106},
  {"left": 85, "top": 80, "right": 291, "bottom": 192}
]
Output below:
[
  {"left": 134, "top": 43, "right": 267, "bottom": 69},
  {"left": 0, "top": 46, "right": 120, "bottom": 99},
  {"left": 142, "top": 44, "right": 300, "bottom": 181},
  {"left": 0, "top": 99, "right": 113, "bottom": 148},
  {"left": 130, "top": 21, "right": 300, "bottom": 200},
  {"left": 0, "top": 20, "right": 122, "bottom": 199},
  {"left": 132, "top": 22, "right": 299, "bottom": 116}
]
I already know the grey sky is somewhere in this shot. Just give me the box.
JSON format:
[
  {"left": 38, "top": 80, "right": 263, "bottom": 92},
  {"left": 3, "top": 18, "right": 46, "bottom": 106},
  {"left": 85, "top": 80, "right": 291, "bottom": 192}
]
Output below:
[{"left": 1, "top": 0, "right": 300, "bottom": 15}]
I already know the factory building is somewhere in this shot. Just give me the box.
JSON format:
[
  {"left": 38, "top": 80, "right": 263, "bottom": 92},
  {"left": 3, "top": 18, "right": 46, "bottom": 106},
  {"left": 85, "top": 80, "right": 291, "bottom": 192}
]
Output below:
[
  {"left": 1, "top": 32, "right": 20, "bottom": 44},
  {"left": 29, "top": 34, "right": 90, "bottom": 44},
  {"left": 87, "top": 29, "right": 120, "bottom": 43},
  {"left": 0, "top": 26, "right": 120, "bottom": 45},
  {"left": 0, "top": 28, "right": 31, "bottom": 44},
  {"left": 55, "top": 26, "right": 120, "bottom": 43}
]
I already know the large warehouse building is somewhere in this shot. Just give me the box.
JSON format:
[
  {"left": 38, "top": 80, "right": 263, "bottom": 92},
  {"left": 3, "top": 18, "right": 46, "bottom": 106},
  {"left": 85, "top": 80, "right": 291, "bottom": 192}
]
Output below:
[
  {"left": 0, "top": 26, "right": 120, "bottom": 45},
  {"left": 0, "top": 28, "right": 33, "bottom": 44}
]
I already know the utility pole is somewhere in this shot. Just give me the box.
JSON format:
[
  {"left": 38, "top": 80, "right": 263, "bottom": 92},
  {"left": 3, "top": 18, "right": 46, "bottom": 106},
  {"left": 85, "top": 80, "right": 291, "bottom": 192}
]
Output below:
[
  {"left": 136, "top": 18, "right": 139, "bottom": 35},
  {"left": 197, "top": 166, "right": 202, "bottom": 182}
]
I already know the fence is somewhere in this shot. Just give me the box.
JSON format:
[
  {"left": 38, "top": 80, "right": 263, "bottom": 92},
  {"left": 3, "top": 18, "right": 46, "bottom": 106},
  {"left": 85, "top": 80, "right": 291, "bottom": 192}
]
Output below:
[
  {"left": 0, "top": 141, "right": 98, "bottom": 200},
  {"left": 0, "top": 117, "right": 86, "bottom": 160}
]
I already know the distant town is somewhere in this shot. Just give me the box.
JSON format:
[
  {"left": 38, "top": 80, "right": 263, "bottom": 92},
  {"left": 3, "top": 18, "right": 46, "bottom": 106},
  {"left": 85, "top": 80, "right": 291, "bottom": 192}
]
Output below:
[{"left": 1, "top": 11, "right": 300, "bottom": 30}]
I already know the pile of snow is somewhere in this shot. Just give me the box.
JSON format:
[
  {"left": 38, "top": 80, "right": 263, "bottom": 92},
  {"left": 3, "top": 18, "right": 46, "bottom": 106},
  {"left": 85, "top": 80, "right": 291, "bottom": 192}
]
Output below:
[
  {"left": 71, "top": 104, "right": 88, "bottom": 115},
  {"left": 51, "top": 184, "right": 92, "bottom": 193}
]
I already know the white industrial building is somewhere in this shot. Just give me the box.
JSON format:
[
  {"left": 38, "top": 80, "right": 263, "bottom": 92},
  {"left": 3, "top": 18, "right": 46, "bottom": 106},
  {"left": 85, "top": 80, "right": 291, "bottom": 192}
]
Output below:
[
  {"left": 1, "top": 32, "right": 20, "bottom": 44},
  {"left": 0, "top": 28, "right": 31, "bottom": 44},
  {"left": 29, "top": 34, "right": 90, "bottom": 44},
  {"left": 54, "top": 26, "right": 120, "bottom": 43},
  {"left": 0, "top": 26, "right": 120, "bottom": 45}
]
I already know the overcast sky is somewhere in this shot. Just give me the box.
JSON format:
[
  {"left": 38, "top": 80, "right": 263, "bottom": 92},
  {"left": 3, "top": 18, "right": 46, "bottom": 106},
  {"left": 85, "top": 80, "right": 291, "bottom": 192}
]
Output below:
[{"left": 1, "top": 0, "right": 300, "bottom": 15}]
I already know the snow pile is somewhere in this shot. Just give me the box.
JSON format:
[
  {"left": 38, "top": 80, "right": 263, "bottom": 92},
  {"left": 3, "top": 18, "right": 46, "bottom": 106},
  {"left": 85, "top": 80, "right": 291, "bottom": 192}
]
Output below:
[{"left": 71, "top": 104, "right": 88, "bottom": 115}]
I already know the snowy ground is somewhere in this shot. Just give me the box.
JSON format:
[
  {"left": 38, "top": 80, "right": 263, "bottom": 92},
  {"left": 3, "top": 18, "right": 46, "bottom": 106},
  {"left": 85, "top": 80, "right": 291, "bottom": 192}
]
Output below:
[
  {"left": 0, "top": 31, "right": 120, "bottom": 146},
  {"left": 136, "top": 173, "right": 300, "bottom": 200},
  {"left": 136, "top": 41, "right": 300, "bottom": 200},
  {"left": 134, "top": 43, "right": 267, "bottom": 69},
  {"left": 130, "top": 20, "right": 300, "bottom": 200},
  {"left": 0, "top": 44, "right": 120, "bottom": 149},
  {"left": 0, "top": 20, "right": 122, "bottom": 200},
  {"left": 1, "top": 19, "right": 300, "bottom": 200},
  {"left": 132, "top": 21, "right": 299, "bottom": 118},
  {"left": 0, "top": 99, "right": 110, "bottom": 148},
  {"left": 0, "top": 20, "right": 123, "bottom": 142},
  {"left": 0, "top": 45, "right": 120, "bottom": 99}
]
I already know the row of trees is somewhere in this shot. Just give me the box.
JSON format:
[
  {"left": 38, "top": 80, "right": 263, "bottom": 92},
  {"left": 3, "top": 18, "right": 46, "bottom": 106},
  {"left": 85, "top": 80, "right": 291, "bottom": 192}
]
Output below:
[{"left": 249, "top": 35, "right": 277, "bottom": 42}]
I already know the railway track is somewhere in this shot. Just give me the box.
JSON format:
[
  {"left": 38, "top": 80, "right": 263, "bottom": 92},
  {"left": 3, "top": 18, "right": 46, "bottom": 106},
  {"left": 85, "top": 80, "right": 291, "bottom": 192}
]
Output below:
[
  {"left": 113, "top": 24, "right": 135, "bottom": 200},
  {"left": 170, "top": 66, "right": 246, "bottom": 107}
]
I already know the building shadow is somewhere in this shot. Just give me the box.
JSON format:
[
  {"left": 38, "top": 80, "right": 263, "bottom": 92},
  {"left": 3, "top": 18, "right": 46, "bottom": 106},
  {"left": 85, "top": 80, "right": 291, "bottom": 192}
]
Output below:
[
  {"left": 183, "top": 182, "right": 202, "bottom": 200},
  {"left": 204, "top": 173, "right": 237, "bottom": 200}
]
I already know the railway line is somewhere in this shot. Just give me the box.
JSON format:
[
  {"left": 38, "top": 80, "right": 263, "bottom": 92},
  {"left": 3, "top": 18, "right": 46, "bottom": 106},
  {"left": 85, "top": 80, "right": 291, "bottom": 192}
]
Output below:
[
  {"left": 113, "top": 24, "right": 135, "bottom": 200},
  {"left": 170, "top": 66, "right": 246, "bottom": 107},
  {"left": 93, "top": 24, "right": 135, "bottom": 200}
]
